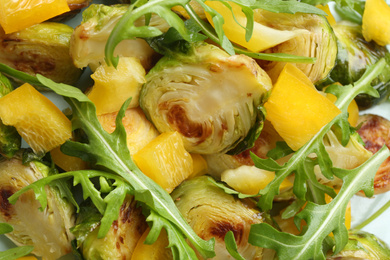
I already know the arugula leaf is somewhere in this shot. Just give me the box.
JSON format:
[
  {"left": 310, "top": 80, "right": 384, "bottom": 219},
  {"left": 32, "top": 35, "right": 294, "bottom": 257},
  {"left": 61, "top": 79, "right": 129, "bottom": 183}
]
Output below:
[
  {"left": 6, "top": 72, "right": 215, "bottom": 260},
  {"left": 105, "top": 0, "right": 196, "bottom": 67},
  {"left": 253, "top": 58, "right": 388, "bottom": 211},
  {"left": 249, "top": 145, "right": 390, "bottom": 260},
  {"left": 224, "top": 231, "right": 246, "bottom": 260},
  {"left": 187, "top": 0, "right": 318, "bottom": 63}
]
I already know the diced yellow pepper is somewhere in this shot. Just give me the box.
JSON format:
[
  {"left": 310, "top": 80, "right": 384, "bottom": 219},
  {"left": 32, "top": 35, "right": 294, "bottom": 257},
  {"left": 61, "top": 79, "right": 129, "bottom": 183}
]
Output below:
[
  {"left": 0, "top": 83, "right": 72, "bottom": 154},
  {"left": 133, "top": 132, "right": 193, "bottom": 193},
  {"left": 50, "top": 146, "right": 88, "bottom": 172},
  {"left": 316, "top": 5, "right": 336, "bottom": 26},
  {"left": 88, "top": 57, "right": 146, "bottom": 116},
  {"left": 188, "top": 153, "right": 208, "bottom": 179},
  {"left": 264, "top": 64, "right": 341, "bottom": 151},
  {"left": 362, "top": 0, "right": 390, "bottom": 46},
  {"left": 0, "top": 0, "right": 70, "bottom": 34}
]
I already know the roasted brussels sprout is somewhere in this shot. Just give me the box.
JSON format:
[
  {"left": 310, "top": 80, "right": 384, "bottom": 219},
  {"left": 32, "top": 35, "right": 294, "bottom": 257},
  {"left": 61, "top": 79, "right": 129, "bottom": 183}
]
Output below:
[
  {"left": 0, "top": 73, "right": 21, "bottom": 158},
  {"left": 0, "top": 22, "right": 83, "bottom": 88},
  {"left": 257, "top": 9, "right": 337, "bottom": 84},
  {"left": 205, "top": 120, "right": 371, "bottom": 191},
  {"left": 0, "top": 152, "right": 75, "bottom": 260},
  {"left": 171, "top": 176, "right": 264, "bottom": 259},
  {"left": 71, "top": 196, "right": 148, "bottom": 260},
  {"left": 203, "top": 120, "right": 288, "bottom": 179},
  {"left": 70, "top": 4, "right": 169, "bottom": 71},
  {"left": 140, "top": 43, "right": 272, "bottom": 154},
  {"left": 357, "top": 114, "right": 390, "bottom": 194},
  {"left": 317, "top": 21, "right": 390, "bottom": 109},
  {"left": 327, "top": 230, "right": 390, "bottom": 259}
]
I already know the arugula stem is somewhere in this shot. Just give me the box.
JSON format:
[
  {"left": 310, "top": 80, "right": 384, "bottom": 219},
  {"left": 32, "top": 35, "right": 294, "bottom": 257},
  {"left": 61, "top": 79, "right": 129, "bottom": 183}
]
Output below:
[{"left": 354, "top": 198, "right": 390, "bottom": 230}]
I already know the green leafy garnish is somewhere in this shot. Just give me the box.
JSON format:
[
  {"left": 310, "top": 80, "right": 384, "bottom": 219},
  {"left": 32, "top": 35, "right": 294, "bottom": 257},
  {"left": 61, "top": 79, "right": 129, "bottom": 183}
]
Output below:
[
  {"left": 105, "top": 0, "right": 326, "bottom": 67},
  {"left": 6, "top": 72, "right": 215, "bottom": 260},
  {"left": 245, "top": 59, "right": 390, "bottom": 259},
  {"left": 249, "top": 145, "right": 389, "bottom": 259}
]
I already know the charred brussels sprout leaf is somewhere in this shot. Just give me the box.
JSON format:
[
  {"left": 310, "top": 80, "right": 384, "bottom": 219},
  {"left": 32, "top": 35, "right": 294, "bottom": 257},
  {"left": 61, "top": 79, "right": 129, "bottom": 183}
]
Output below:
[
  {"left": 140, "top": 43, "right": 272, "bottom": 154},
  {"left": 257, "top": 9, "right": 337, "bottom": 84},
  {"left": 71, "top": 197, "right": 147, "bottom": 260},
  {"left": 317, "top": 21, "right": 390, "bottom": 109},
  {"left": 0, "top": 74, "right": 21, "bottom": 158},
  {"left": 70, "top": 4, "right": 169, "bottom": 71},
  {"left": 0, "top": 22, "right": 82, "bottom": 89},
  {"left": 0, "top": 152, "right": 75, "bottom": 260},
  {"left": 171, "top": 176, "right": 265, "bottom": 259}
]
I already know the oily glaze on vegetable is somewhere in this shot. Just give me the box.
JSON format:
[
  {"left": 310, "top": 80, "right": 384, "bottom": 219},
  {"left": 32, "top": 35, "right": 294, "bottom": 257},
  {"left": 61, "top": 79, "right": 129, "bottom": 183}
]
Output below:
[{"left": 0, "top": 0, "right": 390, "bottom": 259}]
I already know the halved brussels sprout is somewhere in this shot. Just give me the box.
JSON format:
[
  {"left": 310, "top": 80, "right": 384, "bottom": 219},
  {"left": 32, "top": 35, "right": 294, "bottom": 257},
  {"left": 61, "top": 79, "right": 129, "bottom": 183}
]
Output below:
[
  {"left": 327, "top": 230, "right": 390, "bottom": 259},
  {"left": 0, "top": 152, "right": 75, "bottom": 260},
  {"left": 171, "top": 176, "right": 264, "bottom": 259},
  {"left": 357, "top": 114, "right": 390, "bottom": 194},
  {"left": 0, "top": 22, "right": 82, "bottom": 89},
  {"left": 140, "top": 43, "right": 272, "bottom": 154},
  {"left": 203, "top": 120, "right": 286, "bottom": 179},
  {"left": 257, "top": 9, "right": 337, "bottom": 84},
  {"left": 317, "top": 21, "right": 390, "bottom": 109},
  {"left": 71, "top": 196, "right": 148, "bottom": 260},
  {"left": 0, "top": 73, "right": 21, "bottom": 158},
  {"left": 70, "top": 4, "right": 170, "bottom": 71}
]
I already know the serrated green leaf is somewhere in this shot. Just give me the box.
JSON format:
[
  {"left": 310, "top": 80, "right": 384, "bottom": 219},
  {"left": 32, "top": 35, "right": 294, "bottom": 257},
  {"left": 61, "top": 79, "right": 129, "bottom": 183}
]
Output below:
[
  {"left": 249, "top": 145, "right": 390, "bottom": 260},
  {"left": 225, "top": 231, "right": 246, "bottom": 260},
  {"left": 105, "top": 0, "right": 194, "bottom": 67},
  {"left": 33, "top": 75, "right": 215, "bottom": 259}
]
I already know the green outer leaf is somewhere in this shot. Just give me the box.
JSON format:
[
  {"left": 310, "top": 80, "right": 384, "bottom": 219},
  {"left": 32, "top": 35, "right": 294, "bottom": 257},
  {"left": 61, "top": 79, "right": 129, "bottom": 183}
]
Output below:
[
  {"left": 225, "top": 231, "right": 246, "bottom": 260},
  {"left": 251, "top": 0, "right": 327, "bottom": 15},
  {"left": 0, "top": 223, "right": 12, "bottom": 235},
  {"left": 33, "top": 75, "right": 215, "bottom": 259},
  {"left": 249, "top": 146, "right": 390, "bottom": 260},
  {"left": 0, "top": 246, "right": 34, "bottom": 260}
]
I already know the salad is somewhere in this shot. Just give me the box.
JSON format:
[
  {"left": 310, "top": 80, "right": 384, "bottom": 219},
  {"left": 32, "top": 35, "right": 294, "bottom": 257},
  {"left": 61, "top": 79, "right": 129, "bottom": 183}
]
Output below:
[{"left": 0, "top": 0, "right": 390, "bottom": 259}]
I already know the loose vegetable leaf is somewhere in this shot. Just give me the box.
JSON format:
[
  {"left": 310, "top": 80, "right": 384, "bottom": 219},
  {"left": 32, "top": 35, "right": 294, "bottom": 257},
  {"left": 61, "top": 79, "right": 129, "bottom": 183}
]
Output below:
[
  {"left": 249, "top": 145, "right": 390, "bottom": 260},
  {"left": 225, "top": 231, "right": 246, "bottom": 260},
  {"left": 105, "top": 0, "right": 197, "bottom": 67},
  {"left": 7, "top": 72, "right": 215, "bottom": 260},
  {"left": 0, "top": 246, "right": 35, "bottom": 260},
  {"left": 247, "top": 58, "right": 389, "bottom": 259},
  {"left": 254, "top": 58, "right": 388, "bottom": 211}
]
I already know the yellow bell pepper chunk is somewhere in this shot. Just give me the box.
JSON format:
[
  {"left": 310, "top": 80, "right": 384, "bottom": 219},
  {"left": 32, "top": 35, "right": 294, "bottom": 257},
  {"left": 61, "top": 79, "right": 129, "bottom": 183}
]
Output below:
[
  {"left": 0, "top": 0, "right": 70, "bottom": 34},
  {"left": 204, "top": 1, "right": 306, "bottom": 52},
  {"left": 362, "top": 0, "right": 390, "bottom": 46},
  {"left": 0, "top": 83, "right": 72, "bottom": 155},
  {"left": 264, "top": 64, "right": 341, "bottom": 151},
  {"left": 133, "top": 131, "right": 193, "bottom": 193},
  {"left": 88, "top": 57, "right": 146, "bottom": 116},
  {"left": 316, "top": 4, "right": 337, "bottom": 26},
  {"left": 326, "top": 92, "right": 359, "bottom": 127}
]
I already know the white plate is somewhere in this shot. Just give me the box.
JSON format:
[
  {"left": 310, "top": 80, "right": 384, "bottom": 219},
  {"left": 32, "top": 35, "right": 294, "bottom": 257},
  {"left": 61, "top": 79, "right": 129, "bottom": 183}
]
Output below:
[{"left": 1, "top": 1, "right": 390, "bottom": 259}]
